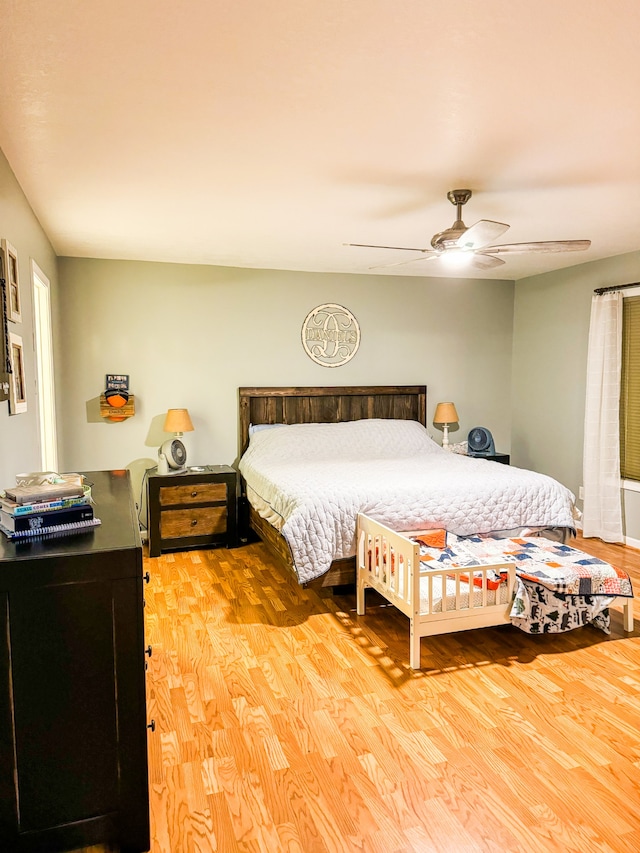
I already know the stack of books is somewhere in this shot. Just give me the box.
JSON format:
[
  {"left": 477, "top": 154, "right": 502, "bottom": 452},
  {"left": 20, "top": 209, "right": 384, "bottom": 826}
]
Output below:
[{"left": 0, "top": 478, "right": 100, "bottom": 540}]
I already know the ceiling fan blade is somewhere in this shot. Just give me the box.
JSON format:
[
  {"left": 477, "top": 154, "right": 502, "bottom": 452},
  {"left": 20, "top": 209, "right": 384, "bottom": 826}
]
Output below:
[
  {"left": 368, "top": 252, "right": 440, "bottom": 270},
  {"left": 471, "top": 253, "right": 506, "bottom": 269},
  {"left": 456, "top": 219, "right": 510, "bottom": 251},
  {"left": 345, "top": 242, "right": 429, "bottom": 252},
  {"left": 481, "top": 239, "right": 591, "bottom": 255}
]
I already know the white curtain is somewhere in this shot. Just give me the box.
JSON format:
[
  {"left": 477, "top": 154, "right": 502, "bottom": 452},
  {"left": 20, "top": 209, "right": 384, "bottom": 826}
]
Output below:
[{"left": 582, "top": 291, "right": 624, "bottom": 542}]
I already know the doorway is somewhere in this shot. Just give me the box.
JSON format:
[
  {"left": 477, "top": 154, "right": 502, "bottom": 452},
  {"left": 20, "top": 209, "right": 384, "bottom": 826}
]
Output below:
[{"left": 31, "top": 260, "right": 58, "bottom": 472}]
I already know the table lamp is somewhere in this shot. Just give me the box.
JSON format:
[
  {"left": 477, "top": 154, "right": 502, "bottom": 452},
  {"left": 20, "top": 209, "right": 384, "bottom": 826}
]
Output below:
[
  {"left": 158, "top": 408, "right": 194, "bottom": 474},
  {"left": 433, "top": 402, "right": 459, "bottom": 449}
]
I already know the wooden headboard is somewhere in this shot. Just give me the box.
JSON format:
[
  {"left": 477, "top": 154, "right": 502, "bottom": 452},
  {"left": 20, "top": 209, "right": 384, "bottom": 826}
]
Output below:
[{"left": 239, "top": 385, "right": 427, "bottom": 455}]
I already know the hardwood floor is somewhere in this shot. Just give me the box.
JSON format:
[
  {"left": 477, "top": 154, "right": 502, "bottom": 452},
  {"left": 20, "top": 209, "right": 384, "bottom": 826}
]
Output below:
[{"left": 81, "top": 532, "right": 640, "bottom": 853}]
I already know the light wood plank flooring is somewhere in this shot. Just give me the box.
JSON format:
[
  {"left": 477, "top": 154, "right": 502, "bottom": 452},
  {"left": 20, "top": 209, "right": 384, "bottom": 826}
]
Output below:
[{"left": 80, "top": 533, "right": 640, "bottom": 852}]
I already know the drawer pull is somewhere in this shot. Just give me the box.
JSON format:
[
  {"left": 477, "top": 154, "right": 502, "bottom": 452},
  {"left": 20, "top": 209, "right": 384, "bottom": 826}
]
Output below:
[
  {"left": 191, "top": 490, "right": 198, "bottom": 498},
  {"left": 143, "top": 571, "right": 150, "bottom": 584},
  {"left": 191, "top": 519, "right": 198, "bottom": 526},
  {"left": 145, "top": 645, "right": 153, "bottom": 657}
]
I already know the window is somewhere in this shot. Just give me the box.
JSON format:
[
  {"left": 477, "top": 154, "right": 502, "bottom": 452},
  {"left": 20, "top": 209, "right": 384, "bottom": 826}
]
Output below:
[{"left": 620, "top": 294, "right": 640, "bottom": 482}]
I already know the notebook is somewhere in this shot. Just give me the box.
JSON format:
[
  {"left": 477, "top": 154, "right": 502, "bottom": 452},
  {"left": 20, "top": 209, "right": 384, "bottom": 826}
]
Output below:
[{"left": 0, "top": 518, "right": 101, "bottom": 539}]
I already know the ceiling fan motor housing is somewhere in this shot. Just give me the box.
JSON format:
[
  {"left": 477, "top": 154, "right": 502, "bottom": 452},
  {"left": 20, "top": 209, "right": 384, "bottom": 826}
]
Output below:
[{"left": 431, "top": 225, "right": 467, "bottom": 250}]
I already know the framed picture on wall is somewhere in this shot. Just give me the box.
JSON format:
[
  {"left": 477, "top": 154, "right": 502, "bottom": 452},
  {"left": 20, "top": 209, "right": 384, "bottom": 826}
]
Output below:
[
  {"left": 2, "top": 239, "right": 21, "bottom": 323},
  {"left": 0, "top": 276, "right": 10, "bottom": 402},
  {"left": 8, "top": 332, "right": 27, "bottom": 414}
]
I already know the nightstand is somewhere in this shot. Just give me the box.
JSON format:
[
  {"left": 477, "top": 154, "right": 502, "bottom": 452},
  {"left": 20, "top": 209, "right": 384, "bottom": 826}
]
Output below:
[
  {"left": 467, "top": 452, "right": 510, "bottom": 464},
  {"left": 486, "top": 453, "right": 510, "bottom": 465},
  {"left": 147, "top": 465, "right": 238, "bottom": 557}
]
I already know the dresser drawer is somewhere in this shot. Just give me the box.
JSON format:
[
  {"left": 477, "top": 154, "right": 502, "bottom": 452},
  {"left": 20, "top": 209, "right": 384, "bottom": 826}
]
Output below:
[
  {"left": 159, "top": 482, "right": 227, "bottom": 506},
  {"left": 159, "top": 506, "right": 227, "bottom": 539}
]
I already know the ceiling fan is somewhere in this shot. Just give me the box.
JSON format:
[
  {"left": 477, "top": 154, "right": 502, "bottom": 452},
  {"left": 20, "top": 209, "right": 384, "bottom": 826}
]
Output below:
[{"left": 346, "top": 189, "right": 591, "bottom": 270}]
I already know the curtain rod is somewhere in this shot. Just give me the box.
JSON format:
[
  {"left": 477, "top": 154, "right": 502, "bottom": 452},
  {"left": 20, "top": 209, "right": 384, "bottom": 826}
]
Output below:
[{"left": 594, "top": 282, "right": 640, "bottom": 294}]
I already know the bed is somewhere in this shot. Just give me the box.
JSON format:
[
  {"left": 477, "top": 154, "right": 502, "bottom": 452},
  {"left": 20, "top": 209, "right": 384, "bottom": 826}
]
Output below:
[
  {"left": 239, "top": 385, "right": 428, "bottom": 585},
  {"left": 357, "top": 513, "right": 634, "bottom": 669},
  {"left": 238, "top": 385, "right": 578, "bottom": 587}
]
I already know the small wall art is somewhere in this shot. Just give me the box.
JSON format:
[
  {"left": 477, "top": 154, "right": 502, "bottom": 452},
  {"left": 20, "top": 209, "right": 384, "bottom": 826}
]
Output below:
[
  {"left": 100, "top": 373, "right": 135, "bottom": 421},
  {"left": 1, "top": 239, "right": 21, "bottom": 323},
  {"left": 8, "top": 331, "right": 27, "bottom": 414}
]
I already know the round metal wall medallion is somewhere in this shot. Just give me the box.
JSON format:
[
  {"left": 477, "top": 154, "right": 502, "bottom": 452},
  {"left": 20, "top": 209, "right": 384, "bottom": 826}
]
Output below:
[{"left": 301, "top": 303, "right": 361, "bottom": 368}]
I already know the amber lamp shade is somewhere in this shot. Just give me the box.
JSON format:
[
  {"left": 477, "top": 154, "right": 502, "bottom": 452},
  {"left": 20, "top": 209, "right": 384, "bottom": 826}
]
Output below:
[
  {"left": 163, "top": 408, "right": 194, "bottom": 436},
  {"left": 433, "top": 402, "right": 459, "bottom": 448}
]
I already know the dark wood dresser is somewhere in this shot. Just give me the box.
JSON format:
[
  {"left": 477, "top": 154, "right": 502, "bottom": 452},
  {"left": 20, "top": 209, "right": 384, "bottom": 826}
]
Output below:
[{"left": 0, "top": 470, "right": 150, "bottom": 852}]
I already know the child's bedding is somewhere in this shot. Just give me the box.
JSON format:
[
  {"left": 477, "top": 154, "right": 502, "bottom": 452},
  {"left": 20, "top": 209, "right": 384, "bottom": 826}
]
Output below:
[
  {"left": 416, "top": 533, "right": 633, "bottom": 634},
  {"left": 239, "top": 418, "right": 578, "bottom": 584}
]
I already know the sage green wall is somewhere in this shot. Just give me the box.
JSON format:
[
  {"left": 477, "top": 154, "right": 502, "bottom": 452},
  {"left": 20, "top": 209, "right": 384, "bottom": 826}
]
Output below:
[
  {"left": 0, "top": 148, "right": 59, "bottom": 485},
  {"left": 57, "top": 258, "right": 514, "bottom": 498},
  {"left": 512, "top": 251, "right": 640, "bottom": 543}
]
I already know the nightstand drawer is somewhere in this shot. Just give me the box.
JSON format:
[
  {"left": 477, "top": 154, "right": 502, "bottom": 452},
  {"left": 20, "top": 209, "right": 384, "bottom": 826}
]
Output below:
[
  {"left": 160, "top": 506, "right": 227, "bottom": 539},
  {"left": 159, "top": 482, "right": 227, "bottom": 506}
]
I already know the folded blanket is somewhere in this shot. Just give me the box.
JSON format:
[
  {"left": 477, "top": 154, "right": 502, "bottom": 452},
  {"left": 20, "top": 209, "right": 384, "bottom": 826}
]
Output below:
[
  {"left": 415, "top": 534, "right": 633, "bottom": 598},
  {"left": 459, "top": 536, "right": 633, "bottom": 598},
  {"left": 510, "top": 582, "right": 613, "bottom": 634}
]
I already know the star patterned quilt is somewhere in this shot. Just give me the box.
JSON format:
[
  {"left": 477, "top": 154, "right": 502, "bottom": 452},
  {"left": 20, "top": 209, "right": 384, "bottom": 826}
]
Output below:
[{"left": 415, "top": 532, "right": 633, "bottom": 634}]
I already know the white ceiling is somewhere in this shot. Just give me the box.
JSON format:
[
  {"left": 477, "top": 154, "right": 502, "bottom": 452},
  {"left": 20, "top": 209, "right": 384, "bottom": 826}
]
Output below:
[{"left": 0, "top": 1, "right": 639, "bottom": 280}]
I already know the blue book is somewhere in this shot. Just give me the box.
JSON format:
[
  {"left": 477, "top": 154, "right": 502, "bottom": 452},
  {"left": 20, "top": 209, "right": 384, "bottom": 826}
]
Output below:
[{"left": 0, "top": 494, "right": 90, "bottom": 516}]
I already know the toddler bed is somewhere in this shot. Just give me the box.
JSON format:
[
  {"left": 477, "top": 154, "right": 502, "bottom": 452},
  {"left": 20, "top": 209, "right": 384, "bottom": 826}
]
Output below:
[{"left": 356, "top": 513, "right": 634, "bottom": 669}]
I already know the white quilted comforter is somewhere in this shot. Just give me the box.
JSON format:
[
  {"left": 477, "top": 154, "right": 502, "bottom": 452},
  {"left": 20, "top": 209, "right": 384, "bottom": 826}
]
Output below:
[{"left": 239, "top": 419, "right": 577, "bottom": 584}]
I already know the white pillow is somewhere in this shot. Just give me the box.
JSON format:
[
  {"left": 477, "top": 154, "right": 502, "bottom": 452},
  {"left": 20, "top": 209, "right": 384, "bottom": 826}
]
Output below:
[
  {"left": 244, "top": 418, "right": 442, "bottom": 463},
  {"left": 248, "top": 422, "right": 286, "bottom": 436}
]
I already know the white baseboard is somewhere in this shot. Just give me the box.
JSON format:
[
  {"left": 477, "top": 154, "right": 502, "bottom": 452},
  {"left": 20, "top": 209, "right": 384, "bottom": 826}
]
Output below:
[{"left": 575, "top": 520, "right": 640, "bottom": 550}]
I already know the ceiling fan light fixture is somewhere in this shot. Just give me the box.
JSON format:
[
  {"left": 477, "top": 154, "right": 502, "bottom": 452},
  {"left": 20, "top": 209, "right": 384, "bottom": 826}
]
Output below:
[{"left": 440, "top": 248, "right": 473, "bottom": 268}]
